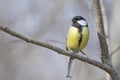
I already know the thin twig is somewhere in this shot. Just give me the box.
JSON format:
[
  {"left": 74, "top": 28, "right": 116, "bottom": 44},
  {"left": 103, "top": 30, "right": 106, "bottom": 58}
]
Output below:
[
  {"left": 0, "top": 25, "right": 112, "bottom": 73},
  {"left": 110, "top": 46, "right": 120, "bottom": 57}
]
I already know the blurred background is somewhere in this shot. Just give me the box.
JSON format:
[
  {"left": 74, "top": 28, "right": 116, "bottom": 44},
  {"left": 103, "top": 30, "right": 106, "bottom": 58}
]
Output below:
[{"left": 0, "top": 0, "right": 119, "bottom": 80}]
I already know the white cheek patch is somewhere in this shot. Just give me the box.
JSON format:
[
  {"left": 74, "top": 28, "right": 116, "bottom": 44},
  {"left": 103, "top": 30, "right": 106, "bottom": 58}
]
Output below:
[{"left": 77, "top": 20, "right": 87, "bottom": 26}]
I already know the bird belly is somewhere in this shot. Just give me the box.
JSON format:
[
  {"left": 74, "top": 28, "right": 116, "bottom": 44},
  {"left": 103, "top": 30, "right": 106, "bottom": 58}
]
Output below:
[{"left": 66, "top": 26, "right": 80, "bottom": 51}]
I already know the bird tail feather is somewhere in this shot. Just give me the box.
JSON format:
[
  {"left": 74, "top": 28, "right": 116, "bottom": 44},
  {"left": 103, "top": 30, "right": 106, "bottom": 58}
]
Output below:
[{"left": 66, "top": 57, "right": 75, "bottom": 78}]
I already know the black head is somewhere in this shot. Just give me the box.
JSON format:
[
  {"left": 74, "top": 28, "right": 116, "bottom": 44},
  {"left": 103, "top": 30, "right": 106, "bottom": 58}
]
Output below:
[{"left": 72, "top": 16, "right": 88, "bottom": 27}]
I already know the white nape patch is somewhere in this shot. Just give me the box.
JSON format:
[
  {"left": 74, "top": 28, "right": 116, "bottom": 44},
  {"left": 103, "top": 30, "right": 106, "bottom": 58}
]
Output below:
[{"left": 77, "top": 20, "right": 87, "bottom": 26}]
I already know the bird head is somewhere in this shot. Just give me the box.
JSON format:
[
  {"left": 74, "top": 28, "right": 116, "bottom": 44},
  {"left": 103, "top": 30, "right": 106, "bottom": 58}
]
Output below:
[{"left": 72, "top": 16, "right": 88, "bottom": 27}]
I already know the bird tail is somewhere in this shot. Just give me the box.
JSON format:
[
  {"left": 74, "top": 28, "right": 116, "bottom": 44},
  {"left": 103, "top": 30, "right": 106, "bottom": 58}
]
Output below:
[{"left": 66, "top": 57, "right": 75, "bottom": 78}]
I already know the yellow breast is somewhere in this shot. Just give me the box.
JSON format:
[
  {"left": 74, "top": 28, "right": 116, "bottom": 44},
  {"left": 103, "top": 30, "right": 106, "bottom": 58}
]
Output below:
[
  {"left": 66, "top": 26, "right": 89, "bottom": 52},
  {"left": 66, "top": 26, "right": 80, "bottom": 51}
]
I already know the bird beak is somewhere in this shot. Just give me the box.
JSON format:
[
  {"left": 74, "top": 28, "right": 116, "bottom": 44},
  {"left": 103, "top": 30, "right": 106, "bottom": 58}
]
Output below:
[{"left": 72, "top": 19, "right": 76, "bottom": 23}]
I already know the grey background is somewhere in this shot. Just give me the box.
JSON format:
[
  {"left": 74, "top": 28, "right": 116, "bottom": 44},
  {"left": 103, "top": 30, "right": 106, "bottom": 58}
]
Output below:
[{"left": 0, "top": 0, "right": 119, "bottom": 80}]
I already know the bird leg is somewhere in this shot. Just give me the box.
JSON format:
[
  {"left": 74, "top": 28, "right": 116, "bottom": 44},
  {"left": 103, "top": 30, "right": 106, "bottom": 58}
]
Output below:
[{"left": 80, "top": 50, "right": 88, "bottom": 62}]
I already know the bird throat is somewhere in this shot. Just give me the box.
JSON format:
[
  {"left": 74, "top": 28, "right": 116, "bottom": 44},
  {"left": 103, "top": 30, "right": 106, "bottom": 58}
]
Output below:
[{"left": 72, "top": 23, "right": 82, "bottom": 32}]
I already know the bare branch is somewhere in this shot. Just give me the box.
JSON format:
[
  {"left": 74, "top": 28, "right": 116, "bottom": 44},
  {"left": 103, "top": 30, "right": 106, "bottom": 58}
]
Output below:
[
  {"left": 93, "top": 0, "right": 120, "bottom": 80},
  {"left": 100, "top": 0, "right": 109, "bottom": 40},
  {"left": 93, "top": 0, "right": 111, "bottom": 66},
  {"left": 0, "top": 25, "right": 113, "bottom": 73}
]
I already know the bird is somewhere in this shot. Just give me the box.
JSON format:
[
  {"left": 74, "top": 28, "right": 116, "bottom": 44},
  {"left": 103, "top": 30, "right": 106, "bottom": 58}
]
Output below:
[{"left": 66, "top": 16, "right": 89, "bottom": 78}]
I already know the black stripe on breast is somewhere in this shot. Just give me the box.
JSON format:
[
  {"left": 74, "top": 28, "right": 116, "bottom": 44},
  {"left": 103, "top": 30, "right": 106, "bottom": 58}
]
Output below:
[
  {"left": 78, "top": 26, "right": 83, "bottom": 47},
  {"left": 78, "top": 33, "right": 83, "bottom": 47}
]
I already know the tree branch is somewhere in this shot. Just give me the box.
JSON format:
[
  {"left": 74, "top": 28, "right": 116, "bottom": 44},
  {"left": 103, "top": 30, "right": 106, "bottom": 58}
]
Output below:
[
  {"left": 0, "top": 25, "right": 113, "bottom": 73},
  {"left": 93, "top": 0, "right": 111, "bottom": 66},
  {"left": 93, "top": 0, "right": 120, "bottom": 80}
]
